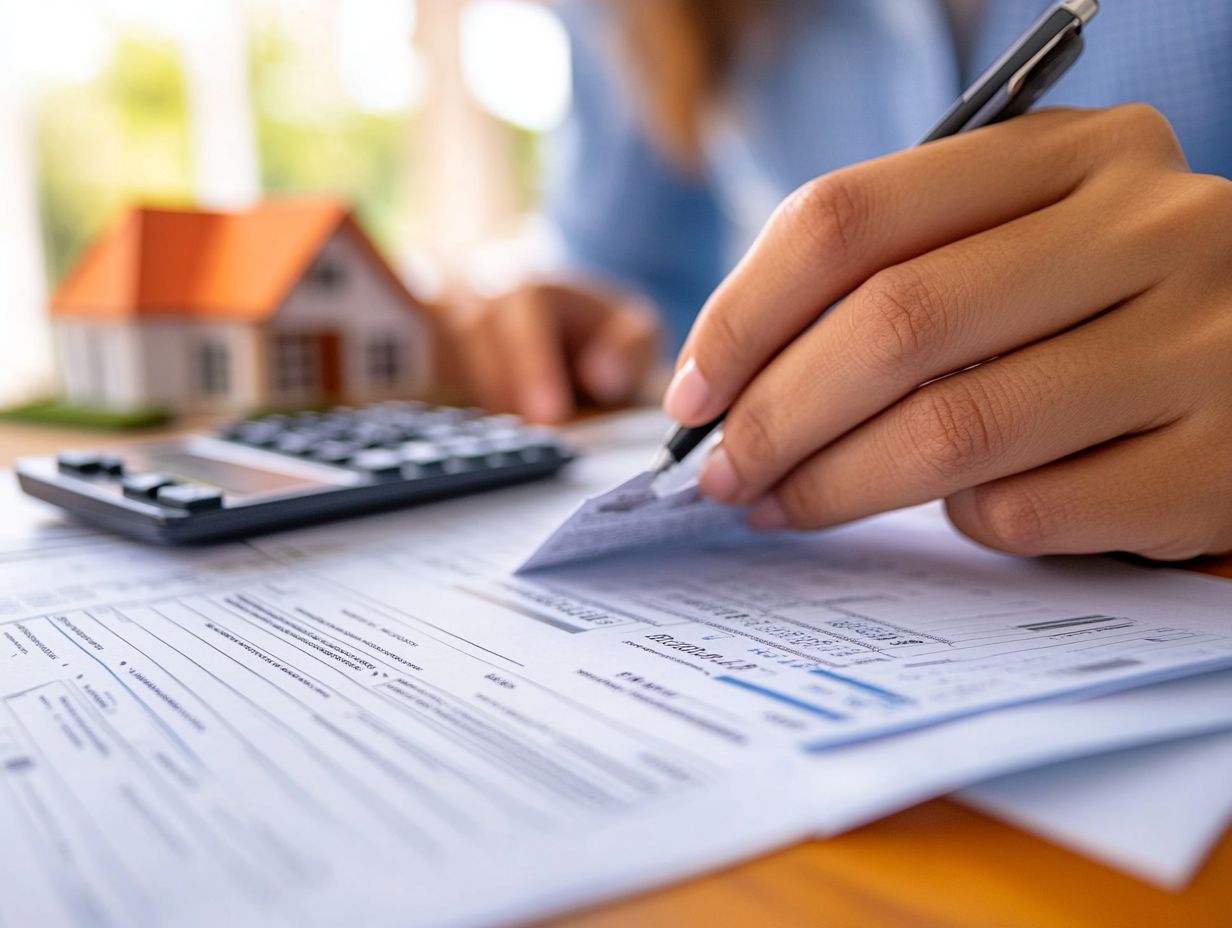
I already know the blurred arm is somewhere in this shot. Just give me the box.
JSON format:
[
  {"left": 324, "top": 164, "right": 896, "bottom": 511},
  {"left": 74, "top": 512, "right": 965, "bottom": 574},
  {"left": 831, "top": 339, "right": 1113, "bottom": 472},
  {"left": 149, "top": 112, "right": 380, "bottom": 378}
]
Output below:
[{"left": 543, "top": 3, "right": 725, "bottom": 353}]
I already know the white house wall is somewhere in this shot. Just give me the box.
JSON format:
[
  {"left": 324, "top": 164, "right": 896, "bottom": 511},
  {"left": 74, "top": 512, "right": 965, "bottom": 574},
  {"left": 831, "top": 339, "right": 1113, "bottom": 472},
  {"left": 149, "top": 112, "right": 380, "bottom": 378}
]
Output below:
[
  {"left": 270, "top": 228, "right": 430, "bottom": 402},
  {"left": 137, "top": 320, "right": 261, "bottom": 414},
  {"left": 56, "top": 320, "right": 146, "bottom": 410},
  {"left": 56, "top": 318, "right": 261, "bottom": 414}
]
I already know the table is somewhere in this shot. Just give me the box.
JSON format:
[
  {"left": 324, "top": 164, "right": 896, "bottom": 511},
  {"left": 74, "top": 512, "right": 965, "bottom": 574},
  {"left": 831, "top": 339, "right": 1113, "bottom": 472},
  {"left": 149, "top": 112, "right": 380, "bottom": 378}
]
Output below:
[{"left": 2, "top": 420, "right": 1229, "bottom": 928}]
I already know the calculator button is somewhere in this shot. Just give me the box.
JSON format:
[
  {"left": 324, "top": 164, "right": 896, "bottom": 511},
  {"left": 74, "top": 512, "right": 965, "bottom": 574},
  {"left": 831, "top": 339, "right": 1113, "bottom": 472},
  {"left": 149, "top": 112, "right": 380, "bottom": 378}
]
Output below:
[
  {"left": 352, "top": 449, "right": 403, "bottom": 475},
  {"left": 400, "top": 441, "right": 448, "bottom": 467},
  {"left": 520, "top": 442, "right": 564, "bottom": 464},
  {"left": 123, "top": 473, "right": 179, "bottom": 499},
  {"left": 156, "top": 485, "right": 224, "bottom": 512},
  {"left": 274, "top": 431, "right": 318, "bottom": 455},
  {"left": 57, "top": 451, "right": 105, "bottom": 475},
  {"left": 96, "top": 455, "right": 125, "bottom": 476},
  {"left": 235, "top": 421, "right": 283, "bottom": 446},
  {"left": 311, "top": 440, "right": 360, "bottom": 464},
  {"left": 351, "top": 423, "right": 400, "bottom": 448}
]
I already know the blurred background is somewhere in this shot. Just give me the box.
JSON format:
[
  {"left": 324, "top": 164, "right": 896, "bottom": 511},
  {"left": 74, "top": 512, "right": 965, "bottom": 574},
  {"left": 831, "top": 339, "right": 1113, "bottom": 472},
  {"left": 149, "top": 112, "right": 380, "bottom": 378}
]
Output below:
[{"left": 0, "top": 0, "right": 572, "bottom": 407}]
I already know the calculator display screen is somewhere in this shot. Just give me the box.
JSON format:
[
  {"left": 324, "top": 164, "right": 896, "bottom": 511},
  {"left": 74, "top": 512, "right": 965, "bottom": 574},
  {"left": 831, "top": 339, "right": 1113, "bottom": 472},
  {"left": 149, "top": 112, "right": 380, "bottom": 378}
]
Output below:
[{"left": 132, "top": 449, "right": 325, "bottom": 497}]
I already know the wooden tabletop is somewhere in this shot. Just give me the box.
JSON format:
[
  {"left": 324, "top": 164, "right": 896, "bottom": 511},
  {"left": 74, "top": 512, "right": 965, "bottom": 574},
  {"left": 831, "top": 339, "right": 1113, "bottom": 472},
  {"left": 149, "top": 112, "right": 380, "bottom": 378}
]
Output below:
[{"left": 2, "top": 419, "right": 1229, "bottom": 928}]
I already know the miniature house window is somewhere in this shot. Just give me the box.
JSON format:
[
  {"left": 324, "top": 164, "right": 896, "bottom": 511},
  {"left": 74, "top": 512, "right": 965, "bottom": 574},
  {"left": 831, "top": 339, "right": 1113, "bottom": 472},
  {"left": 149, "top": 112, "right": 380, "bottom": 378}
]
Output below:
[
  {"left": 306, "top": 258, "right": 345, "bottom": 291},
  {"left": 83, "top": 329, "right": 107, "bottom": 399},
  {"left": 366, "top": 335, "right": 402, "bottom": 388},
  {"left": 273, "top": 334, "right": 318, "bottom": 394},
  {"left": 198, "top": 341, "right": 230, "bottom": 396}
]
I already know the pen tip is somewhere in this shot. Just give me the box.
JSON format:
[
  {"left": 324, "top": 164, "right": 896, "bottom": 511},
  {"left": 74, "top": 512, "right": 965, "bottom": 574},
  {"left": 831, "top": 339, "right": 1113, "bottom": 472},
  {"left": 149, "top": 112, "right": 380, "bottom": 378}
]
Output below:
[{"left": 648, "top": 447, "right": 673, "bottom": 475}]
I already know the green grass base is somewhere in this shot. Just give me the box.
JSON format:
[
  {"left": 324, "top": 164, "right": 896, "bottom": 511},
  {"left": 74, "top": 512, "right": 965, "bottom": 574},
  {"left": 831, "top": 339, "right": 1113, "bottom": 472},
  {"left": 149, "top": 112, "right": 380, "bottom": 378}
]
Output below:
[{"left": 0, "top": 400, "right": 173, "bottom": 431}]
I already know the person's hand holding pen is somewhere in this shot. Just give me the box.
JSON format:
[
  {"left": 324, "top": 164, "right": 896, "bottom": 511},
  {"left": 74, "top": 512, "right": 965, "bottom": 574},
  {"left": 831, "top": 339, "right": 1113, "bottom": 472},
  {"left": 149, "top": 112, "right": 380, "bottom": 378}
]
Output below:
[{"left": 664, "top": 104, "right": 1232, "bottom": 560}]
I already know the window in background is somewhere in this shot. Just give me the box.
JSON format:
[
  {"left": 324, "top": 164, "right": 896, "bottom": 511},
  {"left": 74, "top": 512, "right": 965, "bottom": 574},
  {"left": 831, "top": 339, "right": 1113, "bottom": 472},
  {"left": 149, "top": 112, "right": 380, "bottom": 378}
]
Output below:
[
  {"left": 248, "top": 0, "right": 422, "bottom": 261},
  {"left": 306, "top": 258, "right": 346, "bottom": 292},
  {"left": 199, "top": 341, "right": 231, "bottom": 396},
  {"left": 366, "top": 334, "right": 403, "bottom": 388},
  {"left": 273, "top": 334, "right": 318, "bottom": 394},
  {"left": 84, "top": 330, "right": 108, "bottom": 401},
  {"left": 37, "top": 34, "right": 194, "bottom": 284},
  {"left": 460, "top": 0, "right": 569, "bottom": 209}
]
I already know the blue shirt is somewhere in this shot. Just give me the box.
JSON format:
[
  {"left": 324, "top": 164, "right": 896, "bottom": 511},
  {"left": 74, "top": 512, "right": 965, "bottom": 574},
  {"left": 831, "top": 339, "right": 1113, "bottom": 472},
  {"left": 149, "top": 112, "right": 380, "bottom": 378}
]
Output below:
[{"left": 546, "top": 0, "right": 1232, "bottom": 351}]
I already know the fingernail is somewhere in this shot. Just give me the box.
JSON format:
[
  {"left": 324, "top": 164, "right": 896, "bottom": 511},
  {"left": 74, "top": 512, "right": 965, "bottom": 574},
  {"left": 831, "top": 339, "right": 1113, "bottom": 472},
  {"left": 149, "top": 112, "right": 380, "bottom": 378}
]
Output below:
[
  {"left": 663, "top": 358, "right": 712, "bottom": 423},
  {"left": 522, "top": 384, "right": 567, "bottom": 423},
  {"left": 698, "top": 447, "right": 744, "bottom": 502},
  {"left": 747, "top": 495, "right": 789, "bottom": 530},
  {"left": 586, "top": 351, "right": 632, "bottom": 404}
]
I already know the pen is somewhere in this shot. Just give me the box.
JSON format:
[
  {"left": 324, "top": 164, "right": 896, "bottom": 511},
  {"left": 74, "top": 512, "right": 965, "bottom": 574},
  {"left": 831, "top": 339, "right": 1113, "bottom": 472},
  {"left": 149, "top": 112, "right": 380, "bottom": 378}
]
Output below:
[{"left": 650, "top": 0, "right": 1099, "bottom": 476}]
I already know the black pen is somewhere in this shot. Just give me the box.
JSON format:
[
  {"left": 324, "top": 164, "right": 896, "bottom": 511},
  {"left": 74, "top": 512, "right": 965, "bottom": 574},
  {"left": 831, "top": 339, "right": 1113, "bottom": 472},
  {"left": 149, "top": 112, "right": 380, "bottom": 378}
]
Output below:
[{"left": 650, "top": 0, "right": 1099, "bottom": 476}]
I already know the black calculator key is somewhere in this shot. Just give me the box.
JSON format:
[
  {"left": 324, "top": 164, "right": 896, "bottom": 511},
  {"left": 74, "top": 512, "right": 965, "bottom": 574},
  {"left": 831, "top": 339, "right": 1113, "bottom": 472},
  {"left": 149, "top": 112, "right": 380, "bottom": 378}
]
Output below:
[
  {"left": 520, "top": 442, "right": 563, "bottom": 464},
  {"left": 274, "top": 431, "right": 318, "bottom": 455},
  {"left": 57, "top": 451, "right": 103, "bottom": 474},
  {"left": 311, "top": 440, "right": 361, "bottom": 464},
  {"left": 96, "top": 455, "right": 125, "bottom": 476},
  {"left": 156, "top": 485, "right": 224, "bottom": 512},
  {"left": 57, "top": 451, "right": 124, "bottom": 476},
  {"left": 235, "top": 421, "right": 284, "bottom": 446},
  {"left": 352, "top": 449, "right": 403, "bottom": 475},
  {"left": 400, "top": 441, "right": 448, "bottom": 468},
  {"left": 441, "top": 437, "right": 491, "bottom": 469},
  {"left": 350, "top": 423, "right": 400, "bottom": 448},
  {"left": 123, "top": 473, "right": 179, "bottom": 500}
]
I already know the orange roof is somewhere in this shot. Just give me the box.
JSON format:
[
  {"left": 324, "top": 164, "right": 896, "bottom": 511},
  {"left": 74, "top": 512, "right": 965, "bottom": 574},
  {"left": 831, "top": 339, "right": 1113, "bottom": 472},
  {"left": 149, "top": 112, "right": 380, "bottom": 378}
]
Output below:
[{"left": 51, "top": 199, "right": 419, "bottom": 322}]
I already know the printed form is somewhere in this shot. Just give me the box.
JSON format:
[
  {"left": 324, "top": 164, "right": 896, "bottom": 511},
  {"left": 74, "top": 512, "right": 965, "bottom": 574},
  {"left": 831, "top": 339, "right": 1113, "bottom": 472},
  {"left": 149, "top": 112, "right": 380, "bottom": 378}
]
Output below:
[{"left": 3, "top": 424, "right": 1232, "bottom": 926}]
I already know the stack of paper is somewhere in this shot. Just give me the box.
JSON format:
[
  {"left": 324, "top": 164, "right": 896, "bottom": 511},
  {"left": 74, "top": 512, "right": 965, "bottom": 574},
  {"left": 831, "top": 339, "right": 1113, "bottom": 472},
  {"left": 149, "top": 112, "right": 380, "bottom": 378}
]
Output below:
[{"left": 1, "top": 411, "right": 1229, "bottom": 927}]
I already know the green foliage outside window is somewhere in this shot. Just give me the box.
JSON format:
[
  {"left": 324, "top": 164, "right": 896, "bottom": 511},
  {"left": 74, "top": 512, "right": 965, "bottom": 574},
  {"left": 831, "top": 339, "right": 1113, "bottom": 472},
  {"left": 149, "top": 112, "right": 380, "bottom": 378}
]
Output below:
[
  {"left": 37, "top": 34, "right": 194, "bottom": 284},
  {"left": 249, "top": 23, "right": 415, "bottom": 257}
]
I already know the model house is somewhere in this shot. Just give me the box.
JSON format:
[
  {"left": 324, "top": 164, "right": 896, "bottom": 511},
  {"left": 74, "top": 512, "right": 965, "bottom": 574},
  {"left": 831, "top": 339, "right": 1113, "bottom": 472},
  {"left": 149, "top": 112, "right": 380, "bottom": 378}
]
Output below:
[{"left": 50, "top": 199, "right": 437, "bottom": 416}]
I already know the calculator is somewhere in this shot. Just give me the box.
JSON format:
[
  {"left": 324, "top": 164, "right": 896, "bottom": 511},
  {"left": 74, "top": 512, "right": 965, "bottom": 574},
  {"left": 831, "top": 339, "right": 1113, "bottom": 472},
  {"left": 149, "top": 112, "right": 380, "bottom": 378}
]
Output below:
[{"left": 15, "top": 403, "right": 574, "bottom": 544}]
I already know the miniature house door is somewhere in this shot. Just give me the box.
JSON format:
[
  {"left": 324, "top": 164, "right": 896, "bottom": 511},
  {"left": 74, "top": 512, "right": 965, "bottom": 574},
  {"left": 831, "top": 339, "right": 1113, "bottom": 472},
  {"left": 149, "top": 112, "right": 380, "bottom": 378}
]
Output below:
[
  {"left": 271, "top": 330, "right": 344, "bottom": 403},
  {"left": 315, "top": 331, "right": 342, "bottom": 400}
]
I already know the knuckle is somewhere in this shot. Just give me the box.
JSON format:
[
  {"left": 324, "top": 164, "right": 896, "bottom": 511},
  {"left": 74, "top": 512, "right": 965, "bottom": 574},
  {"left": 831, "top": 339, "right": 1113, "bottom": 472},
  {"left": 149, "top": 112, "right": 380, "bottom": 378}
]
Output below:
[
  {"left": 898, "top": 383, "right": 999, "bottom": 481},
  {"left": 1127, "top": 173, "right": 1232, "bottom": 262},
  {"left": 853, "top": 265, "right": 952, "bottom": 373},
  {"left": 775, "top": 467, "right": 829, "bottom": 530},
  {"left": 1102, "top": 103, "right": 1183, "bottom": 162},
  {"left": 779, "top": 172, "right": 865, "bottom": 260},
  {"left": 724, "top": 403, "right": 783, "bottom": 482},
  {"left": 969, "top": 483, "right": 1055, "bottom": 554},
  {"left": 1188, "top": 173, "right": 1232, "bottom": 231},
  {"left": 697, "top": 300, "right": 746, "bottom": 365}
]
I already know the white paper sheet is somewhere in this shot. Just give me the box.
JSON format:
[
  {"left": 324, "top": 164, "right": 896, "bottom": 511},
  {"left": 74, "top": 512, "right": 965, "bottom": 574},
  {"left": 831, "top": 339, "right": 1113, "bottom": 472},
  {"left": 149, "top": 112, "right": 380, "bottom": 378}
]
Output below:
[
  {"left": 960, "top": 729, "right": 1232, "bottom": 889},
  {"left": 4, "top": 415, "right": 1232, "bottom": 926},
  {"left": 515, "top": 462, "right": 1232, "bottom": 749},
  {"left": 0, "top": 510, "right": 815, "bottom": 928},
  {"left": 517, "top": 470, "right": 747, "bottom": 573}
]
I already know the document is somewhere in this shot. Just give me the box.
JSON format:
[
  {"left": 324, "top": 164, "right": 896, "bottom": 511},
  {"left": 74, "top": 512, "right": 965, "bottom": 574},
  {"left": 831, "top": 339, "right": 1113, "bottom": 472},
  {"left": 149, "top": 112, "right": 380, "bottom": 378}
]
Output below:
[
  {"left": 0, "top": 515, "right": 813, "bottom": 928},
  {"left": 962, "top": 727, "right": 1232, "bottom": 889},
  {"left": 513, "top": 460, "right": 1232, "bottom": 749},
  {"left": 4, "top": 416, "right": 1232, "bottom": 926},
  {"left": 517, "top": 470, "right": 747, "bottom": 573}
]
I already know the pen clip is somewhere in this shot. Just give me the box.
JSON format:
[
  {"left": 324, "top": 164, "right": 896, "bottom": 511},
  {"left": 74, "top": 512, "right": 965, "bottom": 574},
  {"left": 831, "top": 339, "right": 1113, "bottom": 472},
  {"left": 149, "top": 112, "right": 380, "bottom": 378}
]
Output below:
[
  {"left": 1006, "top": 17, "right": 1082, "bottom": 98},
  {"left": 961, "top": 23, "right": 1085, "bottom": 133}
]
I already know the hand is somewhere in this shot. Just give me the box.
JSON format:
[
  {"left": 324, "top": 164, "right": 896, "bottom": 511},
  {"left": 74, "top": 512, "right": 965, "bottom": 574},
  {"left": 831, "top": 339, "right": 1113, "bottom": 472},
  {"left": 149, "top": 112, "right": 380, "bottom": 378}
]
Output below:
[
  {"left": 451, "top": 280, "right": 661, "bottom": 423},
  {"left": 665, "top": 105, "right": 1232, "bottom": 560}
]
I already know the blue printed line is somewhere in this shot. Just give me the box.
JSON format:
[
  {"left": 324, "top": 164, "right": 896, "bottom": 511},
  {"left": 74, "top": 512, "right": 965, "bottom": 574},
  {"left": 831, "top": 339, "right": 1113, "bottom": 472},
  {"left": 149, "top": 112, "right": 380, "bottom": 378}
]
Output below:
[
  {"left": 809, "top": 668, "right": 913, "bottom": 705},
  {"left": 716, "top": 675, "right": 846, "bottom": 721},
  {"left": 48, "top": 618, "right": 201, "bottom": 767}
]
